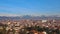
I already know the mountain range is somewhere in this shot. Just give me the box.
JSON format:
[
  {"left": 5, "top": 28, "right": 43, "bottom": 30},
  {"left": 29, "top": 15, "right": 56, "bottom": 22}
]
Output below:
[{"left": 0, "top": 15, "right": 60, "bottom": 20}]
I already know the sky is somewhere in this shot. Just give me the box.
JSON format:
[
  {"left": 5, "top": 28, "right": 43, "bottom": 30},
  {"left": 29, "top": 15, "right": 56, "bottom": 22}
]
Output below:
[{"left": 0, "top": 0, "right": 60, "bottom": 16}]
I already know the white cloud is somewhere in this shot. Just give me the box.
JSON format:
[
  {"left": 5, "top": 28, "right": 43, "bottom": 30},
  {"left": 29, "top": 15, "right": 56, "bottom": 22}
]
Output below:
[{"left": 0, "top": 13, "right": 20, "bottom": 16}]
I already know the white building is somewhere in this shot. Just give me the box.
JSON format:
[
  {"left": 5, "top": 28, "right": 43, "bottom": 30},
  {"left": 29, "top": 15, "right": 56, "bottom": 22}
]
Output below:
[{"left": 42, "top": 20, "right": 47, "bottom": 23}]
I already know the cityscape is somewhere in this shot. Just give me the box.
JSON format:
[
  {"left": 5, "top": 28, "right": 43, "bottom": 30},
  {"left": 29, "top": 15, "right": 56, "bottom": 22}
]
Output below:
[
  {"left": 0, "top": 0, "right": 60, "bottom": 34},
  {"left": 0, "top": 16, "right": 60, "bottom": 34}
]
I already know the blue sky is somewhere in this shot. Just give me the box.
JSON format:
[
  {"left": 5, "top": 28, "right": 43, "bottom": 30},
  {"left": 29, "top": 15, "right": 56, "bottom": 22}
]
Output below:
[{"left": 0, "top": 0, "right": 60, "bottom": 16}]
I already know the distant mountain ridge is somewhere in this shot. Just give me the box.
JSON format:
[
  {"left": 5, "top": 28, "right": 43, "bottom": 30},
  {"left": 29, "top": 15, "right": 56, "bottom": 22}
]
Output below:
[{"left": 0, "top": 15, "right": 60, "bottom": 20}]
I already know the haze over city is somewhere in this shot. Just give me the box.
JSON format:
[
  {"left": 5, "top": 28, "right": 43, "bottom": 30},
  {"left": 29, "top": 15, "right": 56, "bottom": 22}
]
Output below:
[
  {"left": 0, "top": 0, "right": 60, "bottom": 16},
  {"left": 0, "top": 0, "right": 60, "bottom": 34}
]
